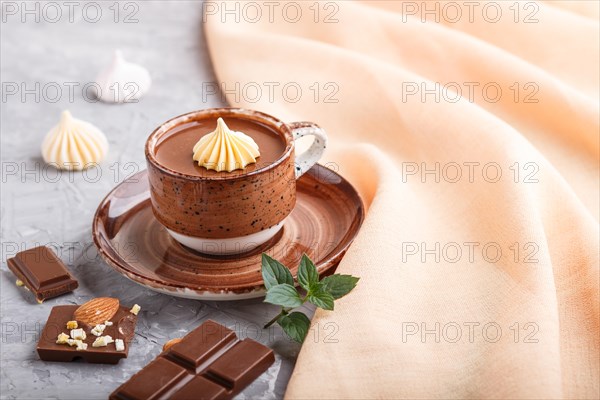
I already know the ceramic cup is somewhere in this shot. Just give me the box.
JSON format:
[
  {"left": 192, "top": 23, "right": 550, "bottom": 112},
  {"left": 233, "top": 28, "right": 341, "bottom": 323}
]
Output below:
[{"left": 145, "top": 108, "right": 327, "bottom": 255}]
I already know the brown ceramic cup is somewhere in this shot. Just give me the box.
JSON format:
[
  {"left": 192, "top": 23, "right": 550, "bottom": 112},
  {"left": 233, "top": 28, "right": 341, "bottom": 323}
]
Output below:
[{"left": 145, "top": 108, "right": 327, "bottom": 255}]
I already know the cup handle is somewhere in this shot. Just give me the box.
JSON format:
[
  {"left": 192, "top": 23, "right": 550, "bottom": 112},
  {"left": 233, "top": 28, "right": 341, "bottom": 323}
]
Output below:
[{"left": 288, "top": 122, "right": 328, "bottom": 179}]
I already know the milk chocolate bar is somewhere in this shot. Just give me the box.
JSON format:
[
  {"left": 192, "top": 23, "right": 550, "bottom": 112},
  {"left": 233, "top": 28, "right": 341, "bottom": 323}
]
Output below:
[
  {"left": 110, "top": 320, "right": 274, "bottom": 400},
  {"left": 37, "top": 305, "right": 137, "bottom": 364},
  {"left": 7, "top": 246, "right": 78, "bottom": 302}
]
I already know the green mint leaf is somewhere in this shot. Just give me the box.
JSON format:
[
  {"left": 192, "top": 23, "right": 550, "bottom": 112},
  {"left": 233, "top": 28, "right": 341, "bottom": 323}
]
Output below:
[
  {"left": 264, "top": 284, "right": 303, "bottom": 308},
  {"left": 320, "top": 274, "right": 360, "bottom": 299},
  {"left": 307, "top": 288, "right": 335, "bottom": 311},
  {"left": 261, "top": 253, "right": 294, "bottom": 290},
  {"left": 297, "top": 254, "right": 319, "bottom": 291},
  {"left": 278, "top": 312, "right": 311, "bottom": 343}
]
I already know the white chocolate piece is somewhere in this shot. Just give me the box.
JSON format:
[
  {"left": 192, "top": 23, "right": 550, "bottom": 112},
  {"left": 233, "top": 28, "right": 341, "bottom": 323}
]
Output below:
[
  {"left": 115, "top": 339, "right": 125, "bottom": 351},
  {"left": 91, "top": 324, "right": 106, "bottom": 337},
  {"left": 56, "top": 333, "right": 70, "bottom": 344},
  {"left": 70, "top": 328, "right": 86, "bottom": 341},
  {"left": 66, "top": 321, "right": 78, "bottom": 330}
]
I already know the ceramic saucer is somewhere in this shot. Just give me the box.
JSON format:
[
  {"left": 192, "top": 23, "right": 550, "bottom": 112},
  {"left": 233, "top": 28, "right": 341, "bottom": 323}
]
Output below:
[{"left": 92, "top": 165, "right": 364, "bottom": 300}]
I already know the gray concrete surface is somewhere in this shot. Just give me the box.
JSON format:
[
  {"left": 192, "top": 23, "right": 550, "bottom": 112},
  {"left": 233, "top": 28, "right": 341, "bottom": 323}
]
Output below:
[{"left": 0, "top": 2, "right": 303, "bottom": 398}]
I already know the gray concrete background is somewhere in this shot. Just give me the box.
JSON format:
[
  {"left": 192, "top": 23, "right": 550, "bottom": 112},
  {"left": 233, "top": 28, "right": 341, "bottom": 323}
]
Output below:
[{"left": 0, "top": 2, "right": 304, "bottom": 398}]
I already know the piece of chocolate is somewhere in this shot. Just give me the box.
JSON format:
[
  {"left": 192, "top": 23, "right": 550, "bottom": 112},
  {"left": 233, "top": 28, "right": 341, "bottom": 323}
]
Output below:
[
  {"left": 37, "top": 305, "right": 137, "bottom": 364},
  {"left": 110, "top": 320, "right": 274, "bottom": 400},
  {"left": 7, "top": 246, "right": 78, "bottom": 302}
]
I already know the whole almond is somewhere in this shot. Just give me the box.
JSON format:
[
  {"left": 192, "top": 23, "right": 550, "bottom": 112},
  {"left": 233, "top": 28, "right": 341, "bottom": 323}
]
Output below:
[
  {"left": 163, "top": 338, "right": 182, "bottom": 351},
  {"left": 74, "top": 297, "right": 119, "bottom": 325}
]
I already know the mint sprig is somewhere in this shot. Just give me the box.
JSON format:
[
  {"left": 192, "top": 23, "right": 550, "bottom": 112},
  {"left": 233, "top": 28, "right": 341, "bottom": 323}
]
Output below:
[
  {"left": 261, "top": 253, "right": 360, "bottom": 343},
  {"left": 261, "top": 254, "right": 294, "bottom": 289},
  {"left": 264, "top": 284, "right": 303, "bottom": 308},
  {"left": 320, "top": 274, "right": 360, "bottom": 299}
]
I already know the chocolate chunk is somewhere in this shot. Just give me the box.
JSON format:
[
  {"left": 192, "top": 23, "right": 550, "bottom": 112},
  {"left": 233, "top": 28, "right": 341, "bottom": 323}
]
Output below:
[
  {"left": 37, "top": 305, "right": 138, "bottom": 364},
  {"left": 169, "top": 375, "right": 227, "bottom": 400},
  {"left": 167, "top": 322, "right": 236, "bottom": 370},
  {"left": 117, "top": 358, "right": 189, "bottom": 400},
  {"left": 110, "top": 320, "right": 274, "bottom": 400},
  {"left": 205, "top": 340, "right": 274, "bottom": 392},
  {"left": 7, "top": 246, "right": 78, "bottom": 302}
]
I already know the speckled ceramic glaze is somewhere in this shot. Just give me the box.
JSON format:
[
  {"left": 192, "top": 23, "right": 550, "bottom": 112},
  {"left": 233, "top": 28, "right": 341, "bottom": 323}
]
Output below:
[
  {"left": 92, "top": 166, "right": 364, "bottom": 300},
  {"left": 145, "top": 108, "right": 328, "bottom": 255}
]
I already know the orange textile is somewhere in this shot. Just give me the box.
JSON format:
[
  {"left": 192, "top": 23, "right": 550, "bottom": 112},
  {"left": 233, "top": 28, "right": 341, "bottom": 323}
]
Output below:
[{"left": 205, "top": 1, "right": 599, "bottom": 398}]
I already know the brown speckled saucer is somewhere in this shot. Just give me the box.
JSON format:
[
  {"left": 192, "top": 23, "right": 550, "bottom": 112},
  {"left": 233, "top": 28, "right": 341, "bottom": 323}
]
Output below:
[{"left": 92, "top": 165, "right": 364, "bottom": 300}]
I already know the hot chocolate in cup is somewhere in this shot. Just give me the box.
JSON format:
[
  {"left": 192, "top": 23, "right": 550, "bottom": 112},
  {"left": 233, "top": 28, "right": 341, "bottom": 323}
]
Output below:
[{"left": 145, "top": 108, "right": 328, "bottom": 255}]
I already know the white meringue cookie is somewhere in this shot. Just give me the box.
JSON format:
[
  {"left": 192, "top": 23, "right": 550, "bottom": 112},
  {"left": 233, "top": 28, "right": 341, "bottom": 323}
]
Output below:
[
  {"left": 93, "top": 50, "right": 151, "bottom": 103},
  {"left": 41, "top": 110, "right": 109, "bottom": 170},
  {"left": 192, "top": 118, "right": 261, "bottom": 172}
]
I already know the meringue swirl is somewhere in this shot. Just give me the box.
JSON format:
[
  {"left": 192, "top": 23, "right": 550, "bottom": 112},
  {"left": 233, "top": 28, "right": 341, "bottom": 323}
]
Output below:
[
  {"left": 41, "top": 110, "right": 108, "bottom": 170},
  {"left": 192, "top": 118, "right": 260, "bottom": 172}
]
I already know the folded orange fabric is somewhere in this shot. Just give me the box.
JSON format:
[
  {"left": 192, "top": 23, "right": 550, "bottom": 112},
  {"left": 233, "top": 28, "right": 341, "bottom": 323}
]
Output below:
[{"left": 205, "top": 1, "right": 599, "bottom": 398}]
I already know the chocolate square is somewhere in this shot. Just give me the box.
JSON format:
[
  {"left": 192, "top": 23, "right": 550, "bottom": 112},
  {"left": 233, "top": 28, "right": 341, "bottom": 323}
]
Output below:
[
  {"left": 37, "top": 305, "right": 137, "bottom": 364},
  {"left": 110, "top": 320, "right": 274, "bottom": 400},
  {"left": 7, "top": 246, "right": 78, "bottom": 302}
]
